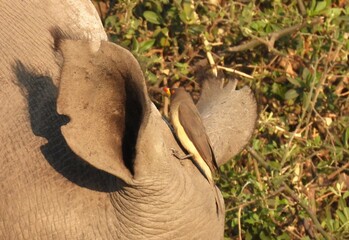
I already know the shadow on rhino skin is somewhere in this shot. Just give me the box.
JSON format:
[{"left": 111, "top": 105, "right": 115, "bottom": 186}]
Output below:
[{"left": 13, "top": 61, "right": 123, "bottom": 192}]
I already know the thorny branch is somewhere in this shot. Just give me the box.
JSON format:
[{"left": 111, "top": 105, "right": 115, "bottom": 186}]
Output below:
[
  {"left": 247, "top": 147, "right": 334, "bottom": 240},
  {"left": 282, "top": 184, "right": 333, "bottom": 240},
  {"left": 227, "top": 18, "right": 324, "bottom": 53}
]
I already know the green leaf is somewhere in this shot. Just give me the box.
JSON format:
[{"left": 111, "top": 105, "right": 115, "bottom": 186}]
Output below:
[
  {"left": 286, "top": 77, "right": 301, "bottom": 87},
  {"left": 138, "top": 39, "right": 156, "bottom": 53},
  {"left": 159, "top": 37, "right": 170, "bottom": 47},
  {"left": 344, "top": 191, "right": 349, "bottom": 199},
  {"left": 104, "top": 15, "right": 117, "bottom": 28},
  {"left": 240, "top": 2, "right": 254, "bottom": 25},
  {"left": 183, "top": 2, "right": 194, "bottom": 19},
  {"left": 269, "top": 161, "right": 280, "bottom": 170},
  {"left": 284, "top": 89, "right": 299, "bottom": 100},
  {"left": 188, "top": 24, "right": 205, "bottom": 34},
  {"left": 179, "top": 1, "right": 198, "bottom": 25},
  {"left": 131, "top": 37, "right": 139, "bottom": 52},
  {"left": 313, "top": 135, "right": 322, "bottom": 145},
  {"left": 271, "top": 83, "right": 287, "bottom": 99},
  {"left": 327, "top": 8, "right": 343, "bottom": 18},
  {"left": 174, "top": 62, "right": 189, "bottom": 75},
  {"left": 143, "top": 11, "right": 162, "bottom": 24},
  {"left": 250, "top": 20, "right": 267, "bottom": 31},
  {"left": 343, "top": 207, "right": 349, "bottom": 220},
  {"left": 145, "top": 70, "right": 158, "bottom": 85},
  {"left": 314, "top": 1, "right": 328, "bottom": 13},
  {"left": 337, "top": 210, "right": 347, "bottom": 224},
  {"left": 309, "top": 0, "right": 331, "bottom": 16},
  {"left": 310, "top": 0, "right": 317, "bottom": 13}
]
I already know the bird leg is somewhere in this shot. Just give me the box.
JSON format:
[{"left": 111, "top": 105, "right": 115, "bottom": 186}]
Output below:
[{"left": 171, "top": 148, "right": 192, "bottom": 160}]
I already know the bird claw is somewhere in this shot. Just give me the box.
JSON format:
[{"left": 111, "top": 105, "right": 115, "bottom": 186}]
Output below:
[
  {"left": 171, "top": 148, "right": 192, "bottom": 160},
  {"left": 170, "top": 148, "right": 179, "bottom": 156}
]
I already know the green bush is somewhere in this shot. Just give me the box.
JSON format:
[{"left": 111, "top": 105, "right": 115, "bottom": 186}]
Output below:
[{"left": 96, "top": 0, "right": 349, "bottom": 238}]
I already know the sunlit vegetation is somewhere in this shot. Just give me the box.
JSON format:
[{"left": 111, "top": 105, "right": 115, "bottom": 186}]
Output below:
[{"left": 94, "top": 1, "right": 349, "bottom": 238}]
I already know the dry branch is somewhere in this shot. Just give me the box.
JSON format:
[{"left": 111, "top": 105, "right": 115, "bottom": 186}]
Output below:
[{"left": 227, "top": 18, "right": 324, "bottom": 53}]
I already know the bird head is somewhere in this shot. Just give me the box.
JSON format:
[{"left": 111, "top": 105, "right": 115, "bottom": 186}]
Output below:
[
  {"left": 163, "top": 87, "right": 171, "bottom": 97},
  {"left": 163, "top": 87, "right": 176, "bottom": 98}
]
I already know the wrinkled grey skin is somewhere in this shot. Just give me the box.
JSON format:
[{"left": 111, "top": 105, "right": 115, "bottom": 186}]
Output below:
[{"left": 0, "top": 1, "right": 257, "bottom": 239}]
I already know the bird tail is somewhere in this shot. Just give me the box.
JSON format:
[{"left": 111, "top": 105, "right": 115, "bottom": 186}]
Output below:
[
  {"left": 209, "top": 178, "right": 224, "bottom": 217},
  {"left": 214, "top": 186, "right": 224, "bottom": 217}
]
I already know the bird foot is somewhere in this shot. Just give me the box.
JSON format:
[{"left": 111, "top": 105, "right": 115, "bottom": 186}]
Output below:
[{"left": 171, "top": 148, "right": 192, "bottom": 160}]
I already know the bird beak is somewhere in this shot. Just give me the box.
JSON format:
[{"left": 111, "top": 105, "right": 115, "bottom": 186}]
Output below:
[{"left": 163, "top": 87, "right": 171, "bottom": 97}]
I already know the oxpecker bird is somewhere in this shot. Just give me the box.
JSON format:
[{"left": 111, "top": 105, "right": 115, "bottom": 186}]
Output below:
[{"left": 164, "top": 87, "right": 222, "bottom": 215}]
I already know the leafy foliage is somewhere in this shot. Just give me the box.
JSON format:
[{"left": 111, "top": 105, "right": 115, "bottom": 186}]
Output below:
[{"left": 94, "top": 0, "right": 349, "bottom": 238}]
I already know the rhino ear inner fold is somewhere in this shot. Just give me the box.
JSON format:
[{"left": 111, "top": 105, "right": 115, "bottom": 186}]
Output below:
[{"left": 56, "top": 39, "right": 148, "bottom": 183}]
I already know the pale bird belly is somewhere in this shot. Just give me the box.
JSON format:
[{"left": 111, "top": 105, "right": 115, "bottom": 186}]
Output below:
[{"left": 172, "top": 111, "right": 213, "bottom": 181}]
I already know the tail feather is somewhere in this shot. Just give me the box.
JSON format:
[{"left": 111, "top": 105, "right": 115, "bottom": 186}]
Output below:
[
  {"left": 214, "top": 185, "right": 224, "bottom": 217},
  {"left": 208, "top": 178, "right": 223, "bottom": 217}
]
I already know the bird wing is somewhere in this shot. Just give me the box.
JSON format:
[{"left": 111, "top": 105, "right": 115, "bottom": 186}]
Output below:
[{"left": 178, "top": 101, "right": 218, "bottom": 172}]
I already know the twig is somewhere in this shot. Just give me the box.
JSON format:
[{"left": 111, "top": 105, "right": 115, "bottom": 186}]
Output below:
[
  {"left": 286, "top": 226, "right": 303, "bottom": 240},
  {"left": 252, "top": 157, "right": 262, "bottom": 187},
  {"left": 316, "top": 190, "right": 342, "bottom": 203},
  {"left": 201, "top": 34, "right": 218, "bottom": 76},
  {"left": 226, "top": 187, "right": 285, "bottom": 211},
  {"left": 238, "top": 207, "right": 242, "bottom": 240},
  {"left": 280, "top": 55, "right": 326, "bottom": 168},
  {"left": 297, "top": 0, "right": 307, "bottom": 16},
  {"left": 227, "top": 18, "right": 323, "bottom": 53},
  {"left": 216, "top": 65, "right": 254, "bottom": 79},
  {"left": 327, "top": 162, "right": 349, "bottom": 181},
  {"left": 247, "top": 145, "right": 333, "bottom": 239},
  {"left": 246, "top": 146, "right": 275, "bottom": 171},
  {"left": 304, "top": 42, "right": 343, "bottom": 137},
  {"left": 282, "top": 184, "right": 333, "bottom": 240}
]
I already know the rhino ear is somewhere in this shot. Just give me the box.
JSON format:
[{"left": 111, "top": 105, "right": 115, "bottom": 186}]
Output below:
[
  {"left": 57, "top": 39, "right": 149, "bottom": 183},
  {"left": 197, "top": 74, "right": 258, "bottom": 166}
]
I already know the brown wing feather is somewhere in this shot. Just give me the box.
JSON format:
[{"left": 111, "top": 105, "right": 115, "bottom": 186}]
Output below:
[{"left": 178, "top": 101, "right": 218, "bottom": 172}]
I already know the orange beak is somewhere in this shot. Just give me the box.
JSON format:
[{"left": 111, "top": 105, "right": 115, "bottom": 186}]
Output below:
[{"left": 163, "top": 87, "right": 171, "bottom": 97}]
